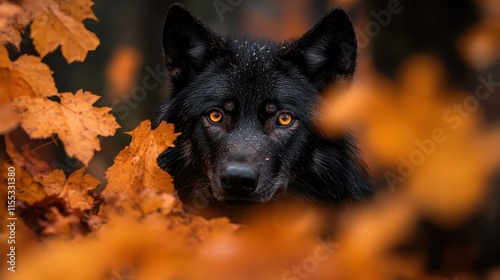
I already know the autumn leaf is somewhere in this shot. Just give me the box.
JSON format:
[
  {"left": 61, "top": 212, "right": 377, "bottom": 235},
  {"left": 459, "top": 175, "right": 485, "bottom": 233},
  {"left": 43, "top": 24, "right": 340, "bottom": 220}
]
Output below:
[
  {"left": 55, "top": 0, "right": 98, "bottom": 22},
  {"left": 0, "top": 0, "right": 99, "bottom": 62},
  {"left": 30, "top": 0, "right": 100, "bottom": 63},
  {"left": 0, "top": 46, "right": 58, "bottom": 133},
  {"left": 103, "top": 120, "right": 179, "bottom": 196},
  {"left": 13, "top": 90, "right": 120, "bottom": 166},
  {"left": 34, "top": 168, "right": 99, "bottom": 211}
]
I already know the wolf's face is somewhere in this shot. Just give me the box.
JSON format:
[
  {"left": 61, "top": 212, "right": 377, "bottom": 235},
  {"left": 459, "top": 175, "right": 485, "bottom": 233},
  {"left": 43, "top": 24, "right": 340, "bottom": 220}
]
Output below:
[{"left": 155, "top": 4, "right": 360, "bottom": 217}]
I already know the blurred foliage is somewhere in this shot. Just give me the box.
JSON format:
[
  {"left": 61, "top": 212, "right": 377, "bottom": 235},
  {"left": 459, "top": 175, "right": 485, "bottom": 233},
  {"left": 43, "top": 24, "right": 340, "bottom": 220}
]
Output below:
[{"left": 1, "top": 0, "right": 500, "bottom": 280}]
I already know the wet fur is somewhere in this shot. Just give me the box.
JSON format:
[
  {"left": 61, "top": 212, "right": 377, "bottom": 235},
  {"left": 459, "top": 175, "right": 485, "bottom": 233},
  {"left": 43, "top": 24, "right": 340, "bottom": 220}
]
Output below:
[{"left": 154, "top": 4, "right": 372, "bottom": 218}]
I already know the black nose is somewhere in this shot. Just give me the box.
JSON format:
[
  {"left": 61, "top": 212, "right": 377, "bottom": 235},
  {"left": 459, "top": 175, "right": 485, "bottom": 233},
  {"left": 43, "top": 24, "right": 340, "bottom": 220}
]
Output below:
[{"left": 220, "top": 164, "right": 258, "bottom": 196}]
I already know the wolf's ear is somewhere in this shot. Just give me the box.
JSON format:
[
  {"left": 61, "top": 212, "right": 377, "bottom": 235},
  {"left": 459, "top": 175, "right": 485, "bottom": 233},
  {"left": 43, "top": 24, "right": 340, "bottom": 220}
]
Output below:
[
  {"left": 282, "top": 8, "right": 357, "bottom": 91},
  {"left": 162, "top": 4, "right": 223, "bottom": 86}
]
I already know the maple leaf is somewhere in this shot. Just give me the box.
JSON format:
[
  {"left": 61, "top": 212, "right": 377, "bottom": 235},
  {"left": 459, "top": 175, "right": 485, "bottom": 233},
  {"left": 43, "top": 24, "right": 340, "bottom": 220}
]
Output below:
[
  {"left": 103, "top": 120, "right": 179, "bottom": 196},
  {"left": 35, "top": 168, "right": 99, "bottom": 211},
  {"left": 29, "top": 0, "right": 99, "bottom": 63},
  {"left": 55, "top": 0, "right": 98, "bottom": 22},
  {"left": 0, "top": 46, "right": 58, "bottom": 133},
  {"left": 12, "top": 90, "right": 120, "bottom": 166}
]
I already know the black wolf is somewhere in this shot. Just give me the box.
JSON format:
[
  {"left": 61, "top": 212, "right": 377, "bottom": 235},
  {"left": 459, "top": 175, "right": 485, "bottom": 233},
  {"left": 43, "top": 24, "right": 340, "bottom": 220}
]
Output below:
[{"left": 154, "top": 4, "right": 372, "bottom": 219}]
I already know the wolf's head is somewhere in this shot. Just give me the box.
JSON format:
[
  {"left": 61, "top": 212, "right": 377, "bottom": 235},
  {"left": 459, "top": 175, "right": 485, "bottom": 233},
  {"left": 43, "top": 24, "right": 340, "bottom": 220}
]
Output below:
[{"left": 155, "top": 4, "right": 365, "bottom": 218}]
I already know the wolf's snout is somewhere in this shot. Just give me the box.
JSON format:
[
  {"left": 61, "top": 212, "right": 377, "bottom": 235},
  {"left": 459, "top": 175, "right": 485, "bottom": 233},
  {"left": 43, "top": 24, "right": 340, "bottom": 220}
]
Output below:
[{"left": 220, "top": 164, "right": 258, "bottom": 196}]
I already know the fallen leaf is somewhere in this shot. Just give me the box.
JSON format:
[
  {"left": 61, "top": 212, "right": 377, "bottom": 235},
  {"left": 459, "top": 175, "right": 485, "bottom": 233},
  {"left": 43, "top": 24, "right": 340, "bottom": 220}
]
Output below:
[
  {"left": 55, "top": 0, "right": 97, "bottom": 22},
  {"left": 0, "top": 46, "right": 58, "bottom": 133},
  {"left": 35, "top": 168, "right": 99, "bottom": 211},
  {"left": 13, "top": 90, "right": 120, "bottom": 166},
  {"left": 103, "top": 120, "right": 178, "bottom": 196},
  {"left": 0, "top": 0, "right": 99, "bottom": 62},
  {"left": 30, "top": 0, "right": 99, "bottom": 63}
]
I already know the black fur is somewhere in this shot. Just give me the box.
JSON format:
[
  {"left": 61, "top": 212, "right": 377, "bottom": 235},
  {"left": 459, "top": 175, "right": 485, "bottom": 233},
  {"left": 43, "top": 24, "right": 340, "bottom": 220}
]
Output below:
[{"left": 154, "top": 3, "right": 371, "bottom": 219}]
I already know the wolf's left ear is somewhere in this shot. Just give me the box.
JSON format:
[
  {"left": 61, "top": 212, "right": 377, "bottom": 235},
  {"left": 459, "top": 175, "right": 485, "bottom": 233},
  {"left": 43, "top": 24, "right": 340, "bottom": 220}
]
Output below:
[
  {"left": 162, "top": 4, "right": 224, "bottom": 87},
  {"left": 282, "top": 8, "right": 357, "bottom": 91}
]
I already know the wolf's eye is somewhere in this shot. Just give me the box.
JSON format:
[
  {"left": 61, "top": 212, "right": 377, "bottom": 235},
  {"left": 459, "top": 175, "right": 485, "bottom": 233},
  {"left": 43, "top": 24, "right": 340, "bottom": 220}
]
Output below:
[
  {"left": 208, "top": 110, "right": 223, "bottom": 123},
  {"left": 277, "top": 113, "right": 293, "bottom": 126}
]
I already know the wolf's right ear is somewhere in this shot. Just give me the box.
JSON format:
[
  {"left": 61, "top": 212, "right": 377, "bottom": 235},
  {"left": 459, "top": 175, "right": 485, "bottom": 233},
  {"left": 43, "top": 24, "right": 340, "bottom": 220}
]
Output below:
[{"left": 162, "top": 4, "right": 223, "bottom": 87}]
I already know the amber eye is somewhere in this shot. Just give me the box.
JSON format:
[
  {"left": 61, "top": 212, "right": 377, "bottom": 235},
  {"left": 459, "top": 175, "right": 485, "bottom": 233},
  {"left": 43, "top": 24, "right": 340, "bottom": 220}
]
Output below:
[
  {"left": 277, "top": 113, "right": 293, "bottom": 126},
  {"left": 208, "top": 110, "right": 223, "bottom": 123}
]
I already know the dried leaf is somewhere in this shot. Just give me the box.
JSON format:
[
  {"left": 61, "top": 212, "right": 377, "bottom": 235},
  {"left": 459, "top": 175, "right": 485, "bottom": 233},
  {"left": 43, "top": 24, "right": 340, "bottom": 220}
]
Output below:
[
  {"left": 55, "top": 0, "right": 98, "bottom": 22},
  {"left": 103, "top": 120, "right": 178, "bottom": 196},
  {"left": 0, "top": 0, "right": 99, "bottom": 61},
  {"left": 30, "top": 0, "right": 99, "bottom": 63},
  {"left": 0, "top": 46, "right": 58, "bottom": 133},
  {"left": 13, "top": 90, "right": 120, "bottom": 165},
  {"left": 35, "top": 168, "right": 99, "bottom": 211}
]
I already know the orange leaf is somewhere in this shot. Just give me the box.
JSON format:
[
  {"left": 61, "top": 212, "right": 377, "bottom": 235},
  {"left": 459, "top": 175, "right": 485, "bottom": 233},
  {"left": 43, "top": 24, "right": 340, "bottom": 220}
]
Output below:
[
  {"left": 12, "top": 90, "right": 120, "bottom": 166},
  {"left": 29, "top": 0, "right": 99, "bottom": 63},
  {"left": 103, "top": 120, "right": 179, "bottom": 196},
  {"left": 0, "top": 46, "right": 58, "bottom": 133},
  {"left": 35, "top": 168, "right": 99, "bottom": 211},
  {"left": 0, "top": 0, "right": 99, "bottom": 61},
  {"left": 55, "top": 0, "right": 98, "bottom": 22}
]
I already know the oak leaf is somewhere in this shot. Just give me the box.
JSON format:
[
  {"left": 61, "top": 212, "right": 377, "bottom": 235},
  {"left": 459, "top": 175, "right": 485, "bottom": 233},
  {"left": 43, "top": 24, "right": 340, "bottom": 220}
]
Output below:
[
  {"left": 13, "top": 90, "right": 120, "bottom": 166},
  {"left": 35, "top": 168, "right": 99, "bottom": 211},
  {"left": 103, "top": 120, "right": 178, "bottom": 196}
]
